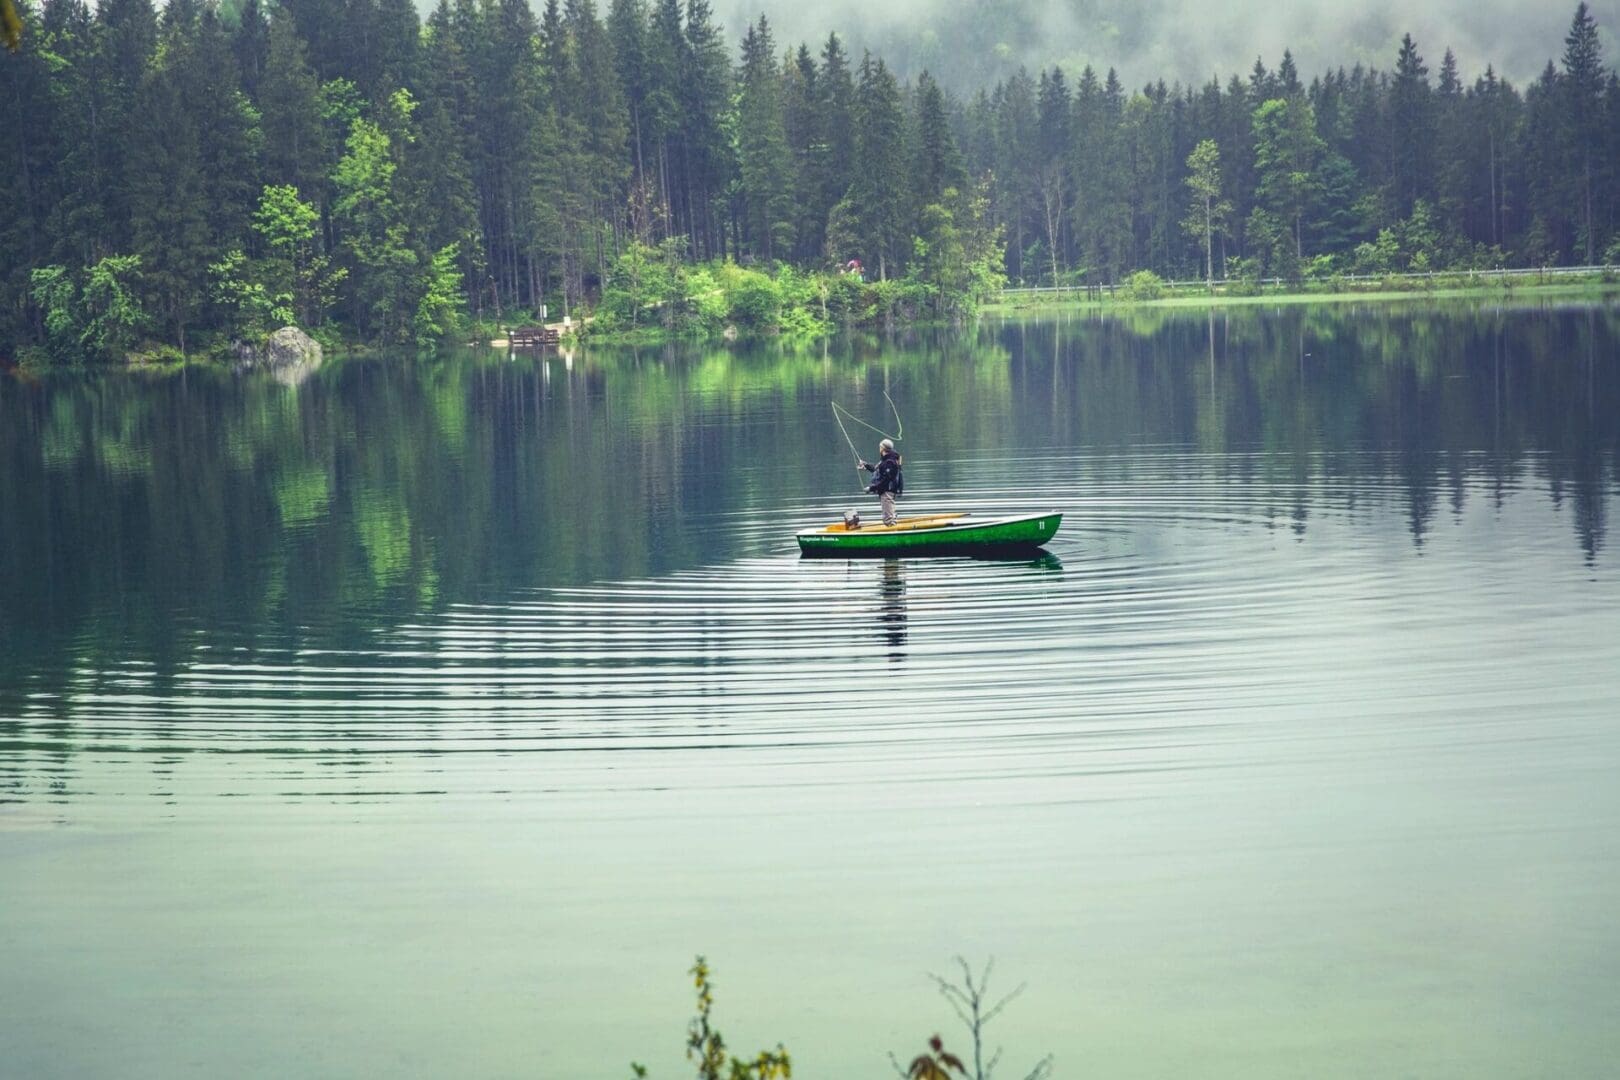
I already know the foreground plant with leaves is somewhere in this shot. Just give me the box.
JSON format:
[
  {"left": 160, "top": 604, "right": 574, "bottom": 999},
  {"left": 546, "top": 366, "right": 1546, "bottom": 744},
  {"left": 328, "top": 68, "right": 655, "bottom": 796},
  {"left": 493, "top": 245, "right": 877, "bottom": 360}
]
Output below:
[
  {"left": 631, "top": 957, "right": 791, "bottom": 1080},
  {"left": 901, "top": 1035, "right": 969, "bottom": 1080},
  {"left": 635, "top": 955, "right": 1051, "bottom": 1079},
  {"left": 892, "top": 958, "right": 1053, "bottom": 1080}
]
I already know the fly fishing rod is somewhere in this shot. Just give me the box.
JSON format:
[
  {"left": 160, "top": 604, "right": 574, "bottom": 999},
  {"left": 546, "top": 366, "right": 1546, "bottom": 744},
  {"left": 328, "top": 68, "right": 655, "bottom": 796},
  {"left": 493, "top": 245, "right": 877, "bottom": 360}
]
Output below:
[{"left": 831, "top": 393, "right": 904, "bottom": 487}]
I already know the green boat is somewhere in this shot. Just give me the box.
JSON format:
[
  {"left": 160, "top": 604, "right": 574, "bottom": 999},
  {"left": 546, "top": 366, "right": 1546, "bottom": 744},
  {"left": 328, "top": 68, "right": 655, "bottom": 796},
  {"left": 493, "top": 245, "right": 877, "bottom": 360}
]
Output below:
[{"left": 797, "top": 511, "right": 1062, "bottom": 556}]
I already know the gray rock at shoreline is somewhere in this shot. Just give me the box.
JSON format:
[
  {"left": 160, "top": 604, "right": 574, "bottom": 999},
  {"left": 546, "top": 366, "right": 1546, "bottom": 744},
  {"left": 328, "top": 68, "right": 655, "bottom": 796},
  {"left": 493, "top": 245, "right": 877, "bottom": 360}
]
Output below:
[{"left": 233, "top": 326, "right": 323, "bottom": 385}]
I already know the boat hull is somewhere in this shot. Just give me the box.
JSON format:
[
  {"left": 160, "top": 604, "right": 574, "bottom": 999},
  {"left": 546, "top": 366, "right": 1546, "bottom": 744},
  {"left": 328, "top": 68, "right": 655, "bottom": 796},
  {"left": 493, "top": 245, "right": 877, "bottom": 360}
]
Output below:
[{"left": 797, "top": 512, "right": 1062, "bottom": 557}]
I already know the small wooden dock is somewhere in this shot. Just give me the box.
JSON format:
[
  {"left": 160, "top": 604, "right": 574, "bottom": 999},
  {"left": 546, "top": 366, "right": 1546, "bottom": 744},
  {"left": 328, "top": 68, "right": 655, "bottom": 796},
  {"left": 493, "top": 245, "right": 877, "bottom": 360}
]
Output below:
[{"left": 508, "top": 325, "right": 561, "bottom": 348}]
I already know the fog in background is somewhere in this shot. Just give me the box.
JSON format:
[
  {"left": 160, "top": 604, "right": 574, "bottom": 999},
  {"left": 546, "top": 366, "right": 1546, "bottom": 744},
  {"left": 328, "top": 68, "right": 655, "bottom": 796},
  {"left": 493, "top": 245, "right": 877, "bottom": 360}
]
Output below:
[{"left": 716, "top": 0, "right": 1620, "bottom": 91}]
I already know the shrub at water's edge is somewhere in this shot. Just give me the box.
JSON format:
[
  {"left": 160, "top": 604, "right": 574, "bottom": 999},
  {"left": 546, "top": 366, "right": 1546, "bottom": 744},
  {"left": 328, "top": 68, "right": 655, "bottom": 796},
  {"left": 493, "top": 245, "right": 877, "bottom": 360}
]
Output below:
[
  {"left": 585, "top": 188, "right": 1004, "bottom": 344},
  {"left": 584, "top": 254, "right": 999, "bottom": 345}
]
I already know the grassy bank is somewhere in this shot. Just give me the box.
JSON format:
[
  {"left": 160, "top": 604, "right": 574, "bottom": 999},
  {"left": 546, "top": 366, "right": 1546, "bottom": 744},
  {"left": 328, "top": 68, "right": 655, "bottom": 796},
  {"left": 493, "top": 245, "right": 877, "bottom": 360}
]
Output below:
[{"left": 985, "top": 274, "right": 1620, "bottom": 314}]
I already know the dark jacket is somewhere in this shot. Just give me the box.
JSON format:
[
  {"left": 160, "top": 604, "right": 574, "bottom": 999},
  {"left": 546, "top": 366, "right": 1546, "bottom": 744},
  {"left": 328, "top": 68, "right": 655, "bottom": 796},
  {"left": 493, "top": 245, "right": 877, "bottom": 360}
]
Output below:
[{"left": 863, "top": 448, "right": 903, "bottom": 496}]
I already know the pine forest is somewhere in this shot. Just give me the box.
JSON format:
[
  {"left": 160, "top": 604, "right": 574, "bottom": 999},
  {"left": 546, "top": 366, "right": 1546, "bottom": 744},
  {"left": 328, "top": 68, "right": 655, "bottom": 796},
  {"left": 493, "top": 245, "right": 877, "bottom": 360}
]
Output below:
[{"left": 2, "top": 0, "right": 1618, "bottom": 356}]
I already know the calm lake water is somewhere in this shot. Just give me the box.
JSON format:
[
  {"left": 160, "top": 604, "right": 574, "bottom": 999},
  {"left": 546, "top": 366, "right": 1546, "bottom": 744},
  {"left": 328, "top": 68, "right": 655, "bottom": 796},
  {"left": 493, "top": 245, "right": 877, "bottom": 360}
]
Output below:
[{"left": 3, "top": 301, "right": 1619, "bottom": 1078}]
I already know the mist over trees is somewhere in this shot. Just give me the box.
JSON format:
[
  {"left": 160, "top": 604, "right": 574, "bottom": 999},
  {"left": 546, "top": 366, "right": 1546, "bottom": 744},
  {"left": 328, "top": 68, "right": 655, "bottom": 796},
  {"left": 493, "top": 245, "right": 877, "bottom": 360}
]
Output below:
[
  {"left": 717, "top": 0, "right": 1620, "bottom": 97},
  {"left": 1, "top": 0, "right": 1618, "bottom": 356}
]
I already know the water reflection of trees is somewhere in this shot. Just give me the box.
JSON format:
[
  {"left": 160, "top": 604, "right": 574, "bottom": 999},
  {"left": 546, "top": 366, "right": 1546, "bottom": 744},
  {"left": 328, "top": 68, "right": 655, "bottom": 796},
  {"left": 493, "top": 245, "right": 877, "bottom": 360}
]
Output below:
[
  {"left": 0, "top": 305, "right": 1614, "bottom": 722},
  {"left": 997, "top": 303, "right": 1617, "bottom": 562}
]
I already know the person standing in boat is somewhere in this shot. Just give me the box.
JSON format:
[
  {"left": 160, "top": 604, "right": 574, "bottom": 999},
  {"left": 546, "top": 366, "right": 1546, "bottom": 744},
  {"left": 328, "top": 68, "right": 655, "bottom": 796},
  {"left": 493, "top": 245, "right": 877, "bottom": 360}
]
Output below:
[{"left": 859, "top": 439, "right": 904, "bottom": 526}]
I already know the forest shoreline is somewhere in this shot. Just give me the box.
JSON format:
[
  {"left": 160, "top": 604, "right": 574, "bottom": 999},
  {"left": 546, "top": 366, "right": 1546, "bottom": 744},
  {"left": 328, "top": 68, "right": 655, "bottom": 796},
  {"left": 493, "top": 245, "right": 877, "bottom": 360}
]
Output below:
[
  {"left": 573, "top": 277, "right": 1620, "bottom": 345},
  {"left": 14, "top": 279, "right": 1615, "bottom": 367}
]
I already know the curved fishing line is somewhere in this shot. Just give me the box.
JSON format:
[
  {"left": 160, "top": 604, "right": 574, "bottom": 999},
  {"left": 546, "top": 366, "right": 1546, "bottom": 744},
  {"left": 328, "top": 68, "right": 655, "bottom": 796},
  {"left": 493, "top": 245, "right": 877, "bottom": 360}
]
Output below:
[
  {"left": 831, "top": 402, "right": 863, "bottom": 465},
  {"left": 831, "top": 400, "right": 898, "bottom": 441},
  {"left": 830, "top": 404, "right": 874, "bottom": 492}
]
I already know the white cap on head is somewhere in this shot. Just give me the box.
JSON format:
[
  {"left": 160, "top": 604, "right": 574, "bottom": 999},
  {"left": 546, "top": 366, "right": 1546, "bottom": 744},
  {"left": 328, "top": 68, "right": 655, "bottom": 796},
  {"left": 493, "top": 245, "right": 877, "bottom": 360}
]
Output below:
[{"left": 879, "top": 438, "right": 894, "bottom": 452}]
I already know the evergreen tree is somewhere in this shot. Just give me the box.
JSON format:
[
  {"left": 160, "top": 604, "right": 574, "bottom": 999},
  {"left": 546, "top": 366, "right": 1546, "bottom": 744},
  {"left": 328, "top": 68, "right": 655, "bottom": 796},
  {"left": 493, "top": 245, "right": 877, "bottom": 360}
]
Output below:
[
  {"left": 817, "top": 33, "right": 857, "bottom": 232},
  {"left": 539, "top": 0, "right": 588, "bottom": 307},
  {"left": 1277, "top": 50, "right": 1301, "bottom": 97},
  {"left": 375, "top": 0, "right": 423, "bottom": 92},
  {"left": 1033, "top": 67, "right": 1070, "bottom": 284},
  {"left": 1561, "top": 2, "right": 1606, "bottom": 262},
  {"left": 608, "top": 0, "right": 654, "bottom": 233},
  {"left": 180, "top": 5, "right": 261, "bottom": 261},
  {"left": 1606, "top": 73, "right": 1620, "bottom": 259},
  {"left": 1434, "top": 48, "right": 1469, "bottom": 229},
  {"left": 1248, "top": 56, "right": 1276, "bottom": 104},
  {"left": 992, "top": 70, "right": 1039, "bottom": 283},
  {"left": 1468, "top": 67, "right": 1520, "bottom": 251},
  {"left": 782, "top": 43, "right": 824, "bottom": 259},
  {"left": 641, "top": 0, "right": 685, "bottom": 241},
  {"left": 0, "top": 0, "right": 59, "bottom": 339},
  {"left": 734, "top": 15, "right": 791, "bottom": 261},
  {"left": 233, "top": 0, "right": 268, "bottom": 98},
  {"left": 1221, "top": 70, "right": 1259, "bottom": 260},
  {"left": 1524, "top": 62, "right": 1569, "bottom": 262},
  {"left": 1390, "top": 33, "right": 1434, "bottom": 216},
  {"left": 279, "top": 0, "right": 346, "bottom": 83},
  {"left": 565, "top": 0, "right": 628, "bottom": 275},
  {"left": 330, "top": 0, "right": 419, "bottom": 99},
  {"left": 127, "top": 47, "right": 210, "bottom": 349},
  {"left": 89, "top": 0, "right": 159, "bottom": 257},
  {"left": 962, "top": 86, "right": 996, "bottom": 181},
  {"left": 679, "top": 0, "right": 730, "bottom": 259},
  {"left": 845, "top": 53, "right": 906, "bottom": 279},
  {"left": 912, "top": 70, "right": 966, "bottom": 207},
  {"left": 412, "top": 0, "right": 483, "bottom": 311},
  {"left": 1126, "top": 81, "right": 1177, "bottom": 274},
  {"left": 1251, "top": 95, "right": 1325, "bottom": 270},
  {"left": 259, "top": 4, "right": 326, "bottom": 198},
  {"left": 1071, "top": 67, "right": 1132, "bottom": 282}
]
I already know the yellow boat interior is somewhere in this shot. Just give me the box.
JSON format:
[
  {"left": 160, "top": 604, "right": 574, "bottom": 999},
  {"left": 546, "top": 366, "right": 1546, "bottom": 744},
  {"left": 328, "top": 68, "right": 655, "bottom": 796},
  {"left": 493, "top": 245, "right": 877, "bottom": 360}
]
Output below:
[{"left": 813, "top": 513, "right": 968, "bottom": 534}]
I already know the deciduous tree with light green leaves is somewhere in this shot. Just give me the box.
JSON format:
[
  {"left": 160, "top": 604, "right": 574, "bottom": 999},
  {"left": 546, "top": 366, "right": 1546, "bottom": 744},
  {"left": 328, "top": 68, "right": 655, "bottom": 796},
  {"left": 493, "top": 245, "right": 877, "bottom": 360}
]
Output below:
[
  {"left": 1183, "top": 139, "right": 1231, "bottom": 288},
  {"left": 79, "top": 255, "right": 149, "bottom": 360},
  {"left": 210, "top": 249, "right": 287, "bottom": 336},
  {"left": 29, "top": 266, "right": 80, "bottom": 363},
  {"left": 210, "top": 185, "right": 346, "bottom": 340},
  {"left": 332, "top": 94, "right": 419, "bottom": 342},
  {"left": 413, "top": 243, "right": 466, "bottom": 347},
  {"left": 254, "top": 184, "right": 344, "bottom": 328},
  {"left": 30, "top": 256, "right": 148, "bottom": 363},
  {"left": 598, "top": 238, "right": 678, "bottom": 331}
]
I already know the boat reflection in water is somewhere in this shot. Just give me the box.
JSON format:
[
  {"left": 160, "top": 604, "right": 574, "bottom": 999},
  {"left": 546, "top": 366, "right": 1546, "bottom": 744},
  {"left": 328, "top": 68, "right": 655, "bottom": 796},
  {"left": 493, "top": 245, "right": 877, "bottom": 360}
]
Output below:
[
  {"left": 879, "top": 559, "right": 907, "bottom": 663},
  {"left": 864, "top": 550, "right": 1062, "bottom": 665}
]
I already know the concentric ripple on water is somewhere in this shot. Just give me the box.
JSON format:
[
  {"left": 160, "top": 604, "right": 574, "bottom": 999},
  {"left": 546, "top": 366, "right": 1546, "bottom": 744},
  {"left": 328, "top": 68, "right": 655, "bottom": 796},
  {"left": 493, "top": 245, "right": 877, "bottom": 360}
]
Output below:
[{"left": 4, "top": 445, "right": 1612, "bottom": 816}]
